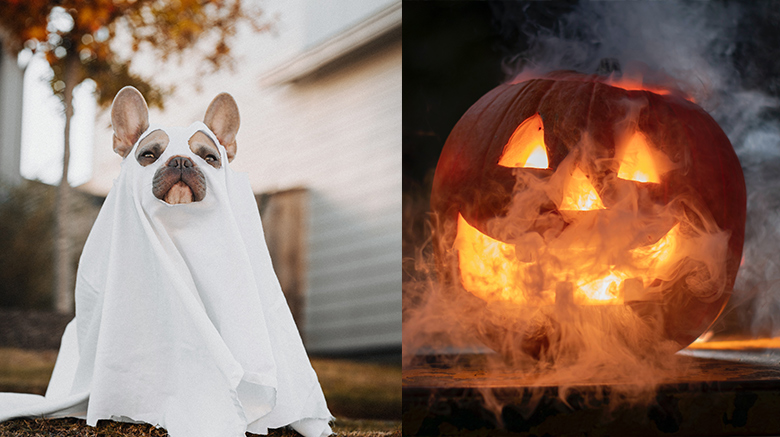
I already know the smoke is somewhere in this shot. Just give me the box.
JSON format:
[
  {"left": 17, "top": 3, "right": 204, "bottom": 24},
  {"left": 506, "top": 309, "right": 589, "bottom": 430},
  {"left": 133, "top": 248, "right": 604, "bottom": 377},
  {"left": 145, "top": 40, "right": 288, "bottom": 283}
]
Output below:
[
  {"left": 404, "top": 0, "right": 780, "bottom": 426},
  {"left": 496, "top": 2, "right": 737, "bottom": 107},
  {"left": 497, "top": 2, "right": 780, "bottom": 341}
]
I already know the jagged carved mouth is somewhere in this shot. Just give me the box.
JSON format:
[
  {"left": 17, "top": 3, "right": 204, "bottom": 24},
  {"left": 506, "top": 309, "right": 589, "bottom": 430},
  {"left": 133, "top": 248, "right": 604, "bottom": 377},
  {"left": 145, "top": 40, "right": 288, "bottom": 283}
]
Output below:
[{"left": 454, "top": 212, "right": 686, "bottom": 306}]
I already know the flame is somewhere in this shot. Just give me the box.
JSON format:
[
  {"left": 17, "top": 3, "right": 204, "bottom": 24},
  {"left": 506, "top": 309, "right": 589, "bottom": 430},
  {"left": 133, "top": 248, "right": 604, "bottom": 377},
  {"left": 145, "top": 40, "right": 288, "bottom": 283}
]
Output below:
[
  {"left": 605, "top": 78, "right": 674, "bottom": 96},
  {"left": 631, "top": 223, "right": 682, "bottom": 281},
  {"left": 525, "top": 146, "right": 549, "bottom": 169},
  {"left": 498, "top": 113, "right": 549, "bottom": 169},
  {"left": 453, "top": 213, "right": 528, "bottom": 303},
  {"left": 604, "top": 77, "right": 695, "bottom": 103},
  {"left": 454, "top": 213, "right": 685, "bottom": 306},
  {"left": 617, "top": 132, "right": 661, "bottom": 183},
  {"left": 578, "top": 272, "right": 626, "bottom": 302},
  {"left": 559, "top": 167, "right": 605, "bottom": 211}
]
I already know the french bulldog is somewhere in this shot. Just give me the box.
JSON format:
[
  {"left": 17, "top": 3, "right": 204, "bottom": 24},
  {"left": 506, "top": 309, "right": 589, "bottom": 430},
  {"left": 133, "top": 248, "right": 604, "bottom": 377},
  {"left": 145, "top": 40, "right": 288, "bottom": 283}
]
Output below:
[
  {"left": 110, "top": 86, "right": 240, "bottom": 204},
  {"left": 0, "top": 86, "right": 332, "bottom": 437}
]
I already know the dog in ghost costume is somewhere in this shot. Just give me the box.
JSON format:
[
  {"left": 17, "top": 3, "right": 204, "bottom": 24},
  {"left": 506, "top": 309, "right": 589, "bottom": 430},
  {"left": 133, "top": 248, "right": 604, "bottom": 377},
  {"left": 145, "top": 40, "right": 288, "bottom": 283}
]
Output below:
[{"left": 0, "top": 87, "right": 333, "bottom": 437}]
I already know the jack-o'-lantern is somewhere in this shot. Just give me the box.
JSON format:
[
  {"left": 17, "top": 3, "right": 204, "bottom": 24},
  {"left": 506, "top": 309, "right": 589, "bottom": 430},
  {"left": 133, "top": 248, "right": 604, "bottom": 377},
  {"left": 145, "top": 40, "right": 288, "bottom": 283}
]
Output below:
[{"left": 431, "top": 71, "right": 746, "bottom": 356}]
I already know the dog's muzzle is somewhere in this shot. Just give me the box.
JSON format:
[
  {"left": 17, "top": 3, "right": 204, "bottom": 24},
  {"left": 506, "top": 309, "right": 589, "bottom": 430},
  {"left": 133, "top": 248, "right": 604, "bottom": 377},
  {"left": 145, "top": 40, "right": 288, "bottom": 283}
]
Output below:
[{"left": 152, "top": 155, "right": 207, "bottom": 204}]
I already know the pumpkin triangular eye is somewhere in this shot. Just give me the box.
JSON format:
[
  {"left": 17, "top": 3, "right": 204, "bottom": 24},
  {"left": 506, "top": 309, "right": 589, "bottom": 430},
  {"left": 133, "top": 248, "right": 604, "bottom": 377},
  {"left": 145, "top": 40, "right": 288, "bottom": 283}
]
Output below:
[
  {"left": 559, "top": 167, "right": 605, "bottom": 211},
  {"left": 498, "top": 113, "right": 549, "bottom": 169},
  {"left": 617, "top": 131, "right": 661, "bottom": 183}
]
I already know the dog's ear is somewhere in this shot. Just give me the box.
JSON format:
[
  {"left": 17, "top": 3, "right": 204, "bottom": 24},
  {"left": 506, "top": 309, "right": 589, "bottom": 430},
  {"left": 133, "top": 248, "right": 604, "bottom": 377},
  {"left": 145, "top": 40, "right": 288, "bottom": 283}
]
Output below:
[
  {"left": 111, "top": 86, "right": 150, "bottom": 158},
  {"left": 204, "top": 93, "right": 240, "bottom": 162}
]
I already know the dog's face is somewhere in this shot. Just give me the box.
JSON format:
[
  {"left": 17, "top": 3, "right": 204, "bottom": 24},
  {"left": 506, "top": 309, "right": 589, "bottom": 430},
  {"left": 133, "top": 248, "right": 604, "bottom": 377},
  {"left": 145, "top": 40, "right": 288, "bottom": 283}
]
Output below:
[
  {"left": 137, "top": 129, "right": 217, "bottom": 204},
  {"left": 109, "top": 86, "right": 240, "bottom": 205}
]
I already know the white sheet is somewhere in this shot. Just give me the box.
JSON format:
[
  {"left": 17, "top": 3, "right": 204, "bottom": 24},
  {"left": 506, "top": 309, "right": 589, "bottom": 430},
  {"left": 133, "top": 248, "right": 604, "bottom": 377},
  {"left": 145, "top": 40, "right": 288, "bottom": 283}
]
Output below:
[{"left": 0, "top": 122, "right": 333, "bottom": 437}]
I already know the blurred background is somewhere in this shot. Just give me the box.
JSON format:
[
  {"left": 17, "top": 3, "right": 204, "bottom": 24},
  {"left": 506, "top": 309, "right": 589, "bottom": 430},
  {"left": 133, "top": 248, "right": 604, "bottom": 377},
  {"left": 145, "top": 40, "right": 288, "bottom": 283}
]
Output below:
[{"left": 0, "top": 0, "right": 400, "bottom": 430}]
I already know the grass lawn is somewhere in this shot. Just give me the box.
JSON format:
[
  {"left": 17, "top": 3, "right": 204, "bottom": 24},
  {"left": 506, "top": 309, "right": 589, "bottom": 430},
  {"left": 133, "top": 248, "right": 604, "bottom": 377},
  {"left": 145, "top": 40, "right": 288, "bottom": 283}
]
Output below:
[{"left": 0, "top": 348, "right": 400, "bottom": 436}]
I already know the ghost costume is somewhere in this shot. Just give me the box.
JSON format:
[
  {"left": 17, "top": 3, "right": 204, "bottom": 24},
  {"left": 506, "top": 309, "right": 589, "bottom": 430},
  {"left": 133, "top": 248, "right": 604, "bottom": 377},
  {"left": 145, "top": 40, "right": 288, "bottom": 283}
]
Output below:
[{"left": 0, "top": 123, "right": 333, "bottom": 437}]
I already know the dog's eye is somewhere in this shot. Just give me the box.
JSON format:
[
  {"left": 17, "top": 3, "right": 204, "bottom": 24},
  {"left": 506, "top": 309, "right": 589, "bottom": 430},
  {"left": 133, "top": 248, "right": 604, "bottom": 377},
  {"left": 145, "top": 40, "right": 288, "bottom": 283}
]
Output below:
[
  {"left": 205, "top": 154, "right": 218, "bottom": 162},
  {"left": 141, "top": 151, "right": 155, "bottom": 159}
]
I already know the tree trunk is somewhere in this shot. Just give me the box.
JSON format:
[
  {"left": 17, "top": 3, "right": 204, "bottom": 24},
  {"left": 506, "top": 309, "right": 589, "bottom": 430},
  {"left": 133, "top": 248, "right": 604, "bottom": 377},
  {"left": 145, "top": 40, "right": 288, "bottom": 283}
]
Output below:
[{"left": 53, "top": 54, "right": 80, "bottom": 314}]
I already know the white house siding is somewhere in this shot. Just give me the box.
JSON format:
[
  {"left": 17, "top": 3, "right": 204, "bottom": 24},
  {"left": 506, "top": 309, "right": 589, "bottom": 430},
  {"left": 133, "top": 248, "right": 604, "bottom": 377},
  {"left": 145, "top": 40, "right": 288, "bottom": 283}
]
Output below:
[{"left": 240, "top": 42, "right": 402, "bottom": 354}]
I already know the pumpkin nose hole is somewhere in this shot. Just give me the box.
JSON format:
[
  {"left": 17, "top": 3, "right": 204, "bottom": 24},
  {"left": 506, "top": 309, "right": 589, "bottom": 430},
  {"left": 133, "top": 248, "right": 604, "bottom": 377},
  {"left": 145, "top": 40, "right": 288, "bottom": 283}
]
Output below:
[
  {"left": 617, "top": 131, "right": 661, "bottom": 183},
  {"left": 559, "top": 167, "right": 605, "bottom": 211}
]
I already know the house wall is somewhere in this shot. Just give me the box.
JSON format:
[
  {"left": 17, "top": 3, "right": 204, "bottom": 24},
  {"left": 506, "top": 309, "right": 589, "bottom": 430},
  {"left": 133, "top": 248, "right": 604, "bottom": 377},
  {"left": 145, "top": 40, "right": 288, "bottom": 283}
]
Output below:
[{"left": 239, "top": 40, "right": 402, "bottom": 354}]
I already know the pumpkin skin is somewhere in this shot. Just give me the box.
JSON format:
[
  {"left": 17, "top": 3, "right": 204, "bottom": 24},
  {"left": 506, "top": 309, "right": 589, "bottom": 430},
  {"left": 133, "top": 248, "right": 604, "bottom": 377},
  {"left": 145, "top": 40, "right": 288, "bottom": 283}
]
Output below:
[{"left": 431, "top": 70, "right": 746, "bottom": 351}]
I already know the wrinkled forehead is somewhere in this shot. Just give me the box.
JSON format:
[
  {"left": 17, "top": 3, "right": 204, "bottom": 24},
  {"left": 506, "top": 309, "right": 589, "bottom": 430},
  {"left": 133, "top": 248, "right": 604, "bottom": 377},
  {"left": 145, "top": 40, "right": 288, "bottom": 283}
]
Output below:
[{"left": 134, "top": 122, "right": 223, "bottom": 156}]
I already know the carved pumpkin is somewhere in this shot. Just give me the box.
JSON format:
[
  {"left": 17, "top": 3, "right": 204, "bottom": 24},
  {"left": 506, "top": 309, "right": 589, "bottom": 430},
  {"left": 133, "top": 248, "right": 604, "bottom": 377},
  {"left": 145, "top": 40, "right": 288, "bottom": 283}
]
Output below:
[{"left": 431, "top": 71, "right": 746, "bottom": 353}]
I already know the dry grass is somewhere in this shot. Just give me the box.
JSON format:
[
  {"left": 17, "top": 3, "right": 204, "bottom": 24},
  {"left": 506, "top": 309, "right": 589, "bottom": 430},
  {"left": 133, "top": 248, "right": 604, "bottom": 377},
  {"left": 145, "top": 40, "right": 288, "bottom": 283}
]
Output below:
[
  {"left": 312, "top": 359, "right": 401, "bottom": 420},
  {"left": 0, "top": 417, "right": 401, "bottom": 437},
  {"left": 0, "top": 348, "right": 400, "bottom": 436},
  {"left": 0, "top": 348, "right": 57, "bottom": 395}
]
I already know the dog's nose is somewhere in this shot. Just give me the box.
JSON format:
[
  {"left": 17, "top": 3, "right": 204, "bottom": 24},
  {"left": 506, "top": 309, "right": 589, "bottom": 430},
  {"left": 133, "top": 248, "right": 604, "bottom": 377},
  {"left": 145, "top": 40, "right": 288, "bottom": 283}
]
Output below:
[{"left": 168, "top": 156, "right": 193, "bottom": 169}]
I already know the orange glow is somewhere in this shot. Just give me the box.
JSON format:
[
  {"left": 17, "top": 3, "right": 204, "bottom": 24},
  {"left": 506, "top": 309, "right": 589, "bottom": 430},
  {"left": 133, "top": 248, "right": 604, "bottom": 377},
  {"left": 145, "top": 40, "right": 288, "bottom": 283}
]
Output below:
[
  {"left": 577, "top": 272, "right": 626, "bottom": 302},
  {"left": 605, "top": 78, "right": 673, "bottom": 96},
  {"left": 455, "top": 213, "right": 684, "bottom": 306},
  {"left": 686, "top": 337, "right": 780, "bottom": 350},
  {"left": 498, "top": 113, "right": 549, "bottom": 169},
  {"left": 631, "top": 224, "right": 682, "bottom": 279},
  {"left": 605, "top": 77, "right": 695, "bottom": 103},
  {"left": 560, "top": 167, "right": 605, "bottom": 211},
  {"left": 453, "top": 213, "right": 530, "bottom": 304},
  {"left": 617, "top": 131, "right": 661, "bottom": 183}
]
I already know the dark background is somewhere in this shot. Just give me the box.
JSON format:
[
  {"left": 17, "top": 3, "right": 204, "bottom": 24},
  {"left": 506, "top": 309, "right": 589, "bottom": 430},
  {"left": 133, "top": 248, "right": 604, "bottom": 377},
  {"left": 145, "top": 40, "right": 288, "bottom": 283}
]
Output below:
[
  {"left": 402, "top": 1, "right": 502, "bottom": 268},
  {"left": 402, "top": 1, "right": 583, "bottom": 265}
]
